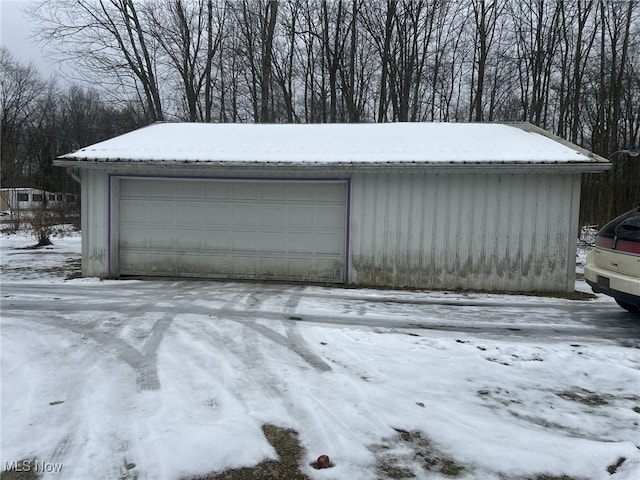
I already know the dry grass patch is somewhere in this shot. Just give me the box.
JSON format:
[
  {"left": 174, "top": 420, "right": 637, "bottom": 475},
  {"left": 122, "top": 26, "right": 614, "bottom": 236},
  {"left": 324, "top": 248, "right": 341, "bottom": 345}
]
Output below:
[{"left": 187, "top": 424, "right": 309, "bottom": 480}]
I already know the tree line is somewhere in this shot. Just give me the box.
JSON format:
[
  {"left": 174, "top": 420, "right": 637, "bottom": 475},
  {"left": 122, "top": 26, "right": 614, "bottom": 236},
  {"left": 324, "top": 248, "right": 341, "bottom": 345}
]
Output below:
[
  {"left": 0, "top": 48, "right": 144, "bottom": 201},
  {"left": 2, "top": 0, "right": 640, "bottom": 227}
]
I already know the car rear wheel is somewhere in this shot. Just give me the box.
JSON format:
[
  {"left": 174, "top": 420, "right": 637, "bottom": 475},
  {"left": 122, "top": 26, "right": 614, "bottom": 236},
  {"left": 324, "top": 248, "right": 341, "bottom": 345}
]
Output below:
[{"left": 615, "top": 299, "right": 640, "bottom": 315}]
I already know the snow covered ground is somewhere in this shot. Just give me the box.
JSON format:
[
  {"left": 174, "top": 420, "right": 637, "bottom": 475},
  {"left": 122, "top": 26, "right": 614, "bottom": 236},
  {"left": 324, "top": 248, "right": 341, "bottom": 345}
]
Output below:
[{"left": 1, "top": 229, "right": 639, "bottom": 480}]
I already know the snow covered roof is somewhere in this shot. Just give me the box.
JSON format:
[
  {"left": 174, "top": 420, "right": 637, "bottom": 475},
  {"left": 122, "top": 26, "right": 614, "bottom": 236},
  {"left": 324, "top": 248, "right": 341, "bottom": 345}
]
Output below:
[{"left": 56, "top": 122, "right": 608, "bottom": 169}]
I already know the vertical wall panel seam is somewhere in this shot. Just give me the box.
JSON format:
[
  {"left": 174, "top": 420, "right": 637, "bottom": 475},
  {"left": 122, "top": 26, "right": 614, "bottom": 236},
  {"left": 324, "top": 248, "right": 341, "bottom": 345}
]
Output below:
[
  {"left": 418, "top": 172, "right": 427, "bottom": 286},
  {"left": 405, "top": 174, "right": 413, "bottom": 286},
  {"left": 344, "top": 179, "right": 351, "bottom": 284},
  {"left": 516, "top": 174, "right": 526, "bottom": 291},
  {"left": 532, "top": 174, "right": 541, "bottom": 291},
  {"left": 396, "top": 175, "right": 415, "bottom": 286},
  {"left": 567, "top": 174, "right": 581, "bottom": 292}
]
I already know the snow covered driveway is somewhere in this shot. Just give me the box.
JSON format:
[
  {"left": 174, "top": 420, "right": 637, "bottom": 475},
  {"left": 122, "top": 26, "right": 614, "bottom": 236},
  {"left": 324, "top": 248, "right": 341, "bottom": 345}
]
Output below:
[{"left": 1, "top": 232, "right": 639, "bottom": 480}]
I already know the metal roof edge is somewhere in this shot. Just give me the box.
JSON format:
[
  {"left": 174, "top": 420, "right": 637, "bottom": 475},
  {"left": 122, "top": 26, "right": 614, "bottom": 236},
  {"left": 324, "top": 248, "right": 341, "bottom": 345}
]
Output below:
[
  {"left": 53, "top": 158, "right": 611, "bottom": 174},
  {"left": 505, "top": 122, "right": 609, "bottom": 163}
]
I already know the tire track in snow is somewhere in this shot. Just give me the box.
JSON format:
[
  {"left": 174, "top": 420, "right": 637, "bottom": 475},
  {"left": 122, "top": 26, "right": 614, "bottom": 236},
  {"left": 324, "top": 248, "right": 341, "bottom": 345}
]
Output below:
[
  {"left": 3, "top": 282, "right": 639, "bottom": 346},
  {"left": 24, "top": 313, "right": 173, "bottom": 392},
  {"left": 230, "top": 288, "right": 331, "bottom": 372}
]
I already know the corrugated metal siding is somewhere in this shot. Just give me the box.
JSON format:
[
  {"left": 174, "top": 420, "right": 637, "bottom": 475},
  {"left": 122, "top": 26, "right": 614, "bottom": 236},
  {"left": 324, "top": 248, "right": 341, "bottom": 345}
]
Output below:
[
  {"left": 81, "top": 169, "right": 110, "bottom": 277},
  {"left": 349, "top": 172, "right": 580, "bottom": 292},
  {"left": 80, "top": 167, "right": 581, "bottom": 290}
]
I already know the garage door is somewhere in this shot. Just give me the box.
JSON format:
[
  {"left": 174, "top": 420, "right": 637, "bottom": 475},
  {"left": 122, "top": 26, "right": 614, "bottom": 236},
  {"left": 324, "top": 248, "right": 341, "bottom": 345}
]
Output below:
[{"left": 117, "top": 178, "right": 347, "bottom": 282}]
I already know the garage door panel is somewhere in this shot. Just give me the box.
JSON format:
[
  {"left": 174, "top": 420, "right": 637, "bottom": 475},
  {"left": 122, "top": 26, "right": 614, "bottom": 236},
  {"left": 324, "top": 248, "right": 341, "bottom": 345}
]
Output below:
[
  {"left": 147, "top": 202, "right": 174, "bottom": 222},
  {"left": 231, "top": 183, "right": 260, "bottom": 200},
  {"left": 286, "top": 233, "right": 314, "bottom": 252},
  {"left": 287, "top": 208, "right": 315, "bottom": 228},
  {"left": 203, "top": 230, "right": 231, "bottom": 250},
  {"left": 120, "top": 180, "right": 141, "bottom": 196},
  {"left": 259, "top": 232, "right": 286, "bottom": 250},
  {"left": 233, "top": 235, "right": 257, "bottom": 250},
  {"left": 261, "top": 187, "right": 288, "bottom": 201},
  {"left": 178, "top": 183, "right": 204, "bottom": 200},
  {"left": 232, "top": 205, "right": 260, "bottom": 225},
  {"left": 122, "top": 251, "right": 174, "bottom": 274},
  {"left": 173, "top": 253, "right": 199, "bottom": 269},
  {"left": 120, "top": 228, "right": 148, "bottom": 249},
  {"left": 118, "top": 179, "right": 346, "bottom": 282},
  {"left": 258, "top": 257, "right": 285, "bottom": 275},
  {"left": 260, "top": 206, "right": 288, "bottom": 227},
  {"left": 203, "top": 205, "right": 230, "bottom": 223},
  {"left": 147, "top": 181, "right": 171, "bottom": 197},
  {"left": 314, "top": 260, "right": 343, "bottom": 280},
  {"left": 148, "top": 228, "right": 176, "bottom": 248},
  {"left": 120, "top": 202, "right": 148, "bottom": 222},
  {"left": 314, "top": 184, "right": 344, "bottom": 201},
  {"left": 318, "top": 207, "right": 347, "bottom": 227},
  {"left": 315, "top": 233, "right": 345, "bottom": 250},
  {"left": 286, "top": 183, "right": 314, "bottom": 200},
  {"left": 231, "top": 255, "right": 258, "bottom": 273},
  {"left": 177, "top": 229, "right": 204, "bottom": 249},
  {"left": 176, "top": 204, "right": 202, "bottom": 224},
  {"left": 119, "top": 222, "right": 146, "bottom": 238},
  {"left": 202, "top": 184, "right": 230, "bottom": 200}
]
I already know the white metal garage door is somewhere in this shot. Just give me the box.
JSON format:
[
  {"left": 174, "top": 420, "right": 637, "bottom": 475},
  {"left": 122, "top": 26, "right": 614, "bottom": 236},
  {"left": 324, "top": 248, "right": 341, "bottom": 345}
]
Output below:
[{"left": 117, "top": 178, "right": 347, "bottom": 282}]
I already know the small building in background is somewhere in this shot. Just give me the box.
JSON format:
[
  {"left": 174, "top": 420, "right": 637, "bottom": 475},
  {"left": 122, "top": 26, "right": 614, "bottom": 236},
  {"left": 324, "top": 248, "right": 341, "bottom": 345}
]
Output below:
[
  {"left": 0, "top": 187, "right": 78, "bottom": 212},
  {"left": 54, "top": 122, "right": 609, "bottom": 293}
]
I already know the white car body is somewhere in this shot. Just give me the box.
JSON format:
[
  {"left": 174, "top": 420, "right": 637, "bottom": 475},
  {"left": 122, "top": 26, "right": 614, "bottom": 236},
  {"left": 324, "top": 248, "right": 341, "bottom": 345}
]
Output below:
[{"left": 584, "top": 207, "right": 640, "bottom": 314}]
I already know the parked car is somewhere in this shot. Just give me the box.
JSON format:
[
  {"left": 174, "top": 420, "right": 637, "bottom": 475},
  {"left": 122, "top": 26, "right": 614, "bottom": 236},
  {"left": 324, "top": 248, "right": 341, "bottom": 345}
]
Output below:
[{"left": 584, "top": 206, "right": 640, "bottom": 314}]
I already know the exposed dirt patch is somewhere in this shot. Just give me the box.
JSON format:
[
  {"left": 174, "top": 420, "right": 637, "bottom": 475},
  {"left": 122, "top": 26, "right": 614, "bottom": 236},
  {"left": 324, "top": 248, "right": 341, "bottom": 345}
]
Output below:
[
  {"left": 606, "top": 457, "right": 627, "bottom": 474},
  {"left": 478, "top": 387, "right": 523, "bottom": 407},
  {"left": 529, "top": 476, "right": 581, "bottom": 480},
  {"left": 557, "top": 388, "right": 610, "bottom": 406},
  {"left": 378, "top": 462, "right": 415, "bottom": 478},
  {"left": 186, "top": 424, "right": 309, "bottom": 480},
  {"left": 370, "top": 428, "right": 466, "bottom": 478}
]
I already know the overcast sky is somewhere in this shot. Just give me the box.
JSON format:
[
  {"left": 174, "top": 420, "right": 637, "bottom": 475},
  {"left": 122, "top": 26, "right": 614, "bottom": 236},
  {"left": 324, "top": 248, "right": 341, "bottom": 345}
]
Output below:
[{"left": 1, "top": 0, "right": 68, "bottom": 79}]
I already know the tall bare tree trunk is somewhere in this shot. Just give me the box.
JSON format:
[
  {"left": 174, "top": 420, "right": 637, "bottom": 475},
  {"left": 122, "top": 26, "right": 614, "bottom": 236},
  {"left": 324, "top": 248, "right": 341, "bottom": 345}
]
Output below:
[
  {"left": 260, "top": 0, "right": 278, "bottom": 122},
  {"left": 378, "top": 1, "right": 396, "bottom": 122},
  {"left": 204, "top": 0, "right": 214, "bottom": 122}
]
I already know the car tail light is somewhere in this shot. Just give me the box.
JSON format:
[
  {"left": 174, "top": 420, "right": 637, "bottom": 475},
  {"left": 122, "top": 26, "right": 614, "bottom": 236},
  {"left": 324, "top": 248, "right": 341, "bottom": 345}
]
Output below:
[
  {"left": 615, "top": 239, "right": 640, "bottom": 254},
  {"left": 595, "top": 235, "right": 640, "bottom": 254},
  {"left": 595, "top": 236, "right": 614, "bottom": 249}
]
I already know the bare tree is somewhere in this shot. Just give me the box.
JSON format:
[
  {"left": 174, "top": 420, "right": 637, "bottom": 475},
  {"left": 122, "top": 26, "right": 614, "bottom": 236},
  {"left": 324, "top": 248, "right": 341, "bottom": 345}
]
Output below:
[
  {"left": 261, "top": 1, "right": 279, "bottom": 122},
  {"left": 29, "top": 0, "right": 164, "bottom": 122},
  {"left": 271, "top": 0, "right": 301, "bottom": 122},
  {"left": 468, "top": 0, "right": 505, "bottom": 122},
  {"left": 421, "top": 2, "right": 466, "bottom": 121},
  {"left": 229, "top": 0, "right": 279, "bottom": 122},
  {"left": 509, "top": 0, "right": 563, "bottom": 126},
  {"left": 0, "top": 48, "right": 44, "bottom": 189},
  {"left": 360, "top": 0, "right": 403, "bottom": 122},
  {"left": 386, "top": 0, "right": 440, "bottom": 122},
  {"left": 595, "top": 0, "right": 635, "bottom": 154},
  {"left": 321, "top": 0, "right": 352, "bottom": 122},
  {"left": 146, "top": 0, "right": 224, "bottom": 122},
  {"left": 555, "top": 0, "right": 598, "bottom": 143}
]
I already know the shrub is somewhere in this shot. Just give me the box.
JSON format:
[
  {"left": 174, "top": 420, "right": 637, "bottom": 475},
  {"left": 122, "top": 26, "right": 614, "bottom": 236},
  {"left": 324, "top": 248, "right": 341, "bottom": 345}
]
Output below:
[{"left": 25, "top": 206, "right": 56, "bottom": 246}]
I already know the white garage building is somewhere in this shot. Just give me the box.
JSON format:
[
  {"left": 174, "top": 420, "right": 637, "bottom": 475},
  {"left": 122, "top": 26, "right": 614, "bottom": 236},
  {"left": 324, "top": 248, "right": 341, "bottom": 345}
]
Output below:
[{"left": 54, "top": 122, "right": 609, "bottom": 292}]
